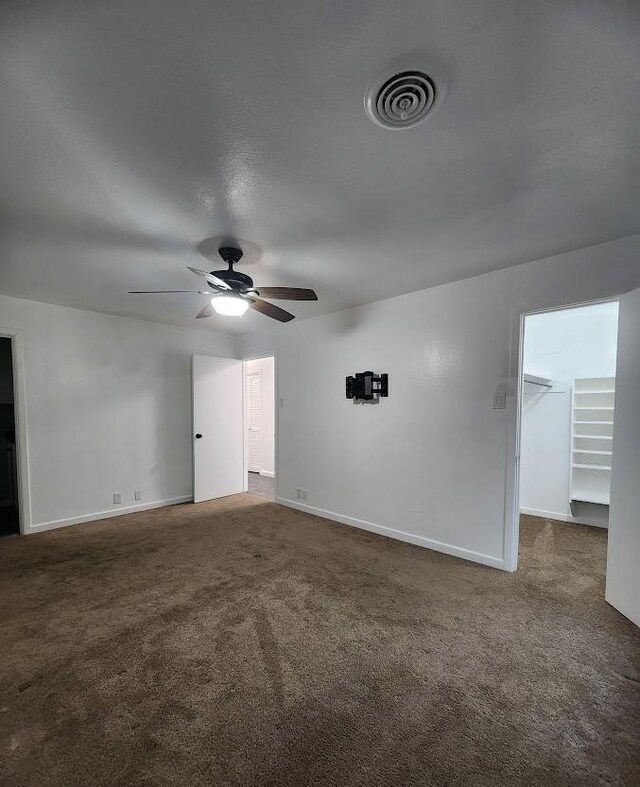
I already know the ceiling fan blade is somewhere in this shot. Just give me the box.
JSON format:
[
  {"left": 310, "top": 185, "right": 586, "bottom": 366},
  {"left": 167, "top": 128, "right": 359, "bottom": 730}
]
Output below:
[
  {"left": 186, "top": 266, "right": 231, "bottom": 291},
  {"left": 253, "top": 287, "right": 318, "bottom": 301},
  {"left": 248, "top": 298, "right": 295, "bottom": 322},
  {"left": 129, "top": 290, "right": 216, "bottom": 294},
  {"left": 195, "top": 303, "right": 215, "bottom": 319}
]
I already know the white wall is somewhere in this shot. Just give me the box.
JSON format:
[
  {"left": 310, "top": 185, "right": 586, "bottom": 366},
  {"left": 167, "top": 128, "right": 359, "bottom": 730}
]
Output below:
[
  {"left": 606, "top": 286, "right": 640, "bottom": 627},
  {"left": 245, "top": 356, "right": 275, "bottom": 477},
  {"left": 520, "top": 302, "right": 619, "bottom": 526},
  {"left": 239, "top": 235, "right": 640, "bottom": 570},
  {"left": 0, "top": 294, "right": 237, "bottom": 532}
]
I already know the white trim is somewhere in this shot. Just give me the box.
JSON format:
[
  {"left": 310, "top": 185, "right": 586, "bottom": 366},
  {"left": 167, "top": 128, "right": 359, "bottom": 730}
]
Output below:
[
  {"left": 502, "top": 306, "right": 525, "bottom": 572},
  {"left": 0, "top": 328, "right": 32, "bottom": 534},
  {"left": 29, "top": 495, "right": 192, "bottom": 534},
  {"left": 277, "top": 497, "right": 504, "bottom": 570},
  {"left": 273, "top": 354, "right": 279, "bottom": 501},
  {"left": 242, "top": 360, "right": 249, "bottom": 492},
  {"left": 519, "top": 507, "right": 608, "bottom": 528},
  {"left": 505, "top": 295, "right": 621, "bottom": 572},
  {"left": 242, "top": 355, "right": 277, "bottom": 497}
]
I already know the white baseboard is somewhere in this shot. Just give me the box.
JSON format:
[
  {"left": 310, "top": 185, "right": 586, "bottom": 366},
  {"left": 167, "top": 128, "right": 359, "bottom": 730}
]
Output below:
[
  {"left": 28, "top": 495, "right": 193, "bottom": 534},
  {"left": 276, "top": 497, "right": 504, "bottom": 570},
  {"left": 520, "top": 507, "right": 609, "bottom": 528},
  {"left": 260, "top": 470, "right": 275, "bottom": 478}
]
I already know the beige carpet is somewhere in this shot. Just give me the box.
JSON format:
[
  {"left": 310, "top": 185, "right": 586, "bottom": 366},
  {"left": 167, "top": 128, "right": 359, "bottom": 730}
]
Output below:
[{"left": 0, "top": 499, "right": 638, "bottom": 786}]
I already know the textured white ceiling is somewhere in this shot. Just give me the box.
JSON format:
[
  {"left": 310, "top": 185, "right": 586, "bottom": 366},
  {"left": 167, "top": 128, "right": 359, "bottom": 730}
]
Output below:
[{"left": 1, "top": 0, "right": 639, "bottom": 334}]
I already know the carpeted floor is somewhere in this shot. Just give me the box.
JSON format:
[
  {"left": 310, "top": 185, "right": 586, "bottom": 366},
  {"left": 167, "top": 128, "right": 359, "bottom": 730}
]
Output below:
[{"left": 0, "top": 500, "right": 638, "bottom": 786}]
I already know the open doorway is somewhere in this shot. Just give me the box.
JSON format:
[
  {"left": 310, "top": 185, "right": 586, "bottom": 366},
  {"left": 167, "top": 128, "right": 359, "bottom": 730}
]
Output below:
[
  {"left": 0, "top": 337, "right": 19, "bottom": 536},
  {"left": 243, "top": 356, "right": 275, "bottom": 500},
  {"left": 516, "top": 301, "right": 619, "bottom": 582}
]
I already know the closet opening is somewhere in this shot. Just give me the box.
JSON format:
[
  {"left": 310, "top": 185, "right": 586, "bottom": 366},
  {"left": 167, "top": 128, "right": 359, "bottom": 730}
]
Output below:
[
  {"left": 243, "top": 356, "right": 276, "bottom": 501},
  {"left": 0, "top": 337, "right": 19, "bottom": 536},
  {"left": 516, "top": 301, "right": 619, "bottom": 582}
]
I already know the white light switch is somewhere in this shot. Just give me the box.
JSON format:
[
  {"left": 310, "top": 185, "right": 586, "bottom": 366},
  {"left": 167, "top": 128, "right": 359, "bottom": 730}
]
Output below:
[{"left": 493, "top": 391, "right": 507, "bottom": 410}]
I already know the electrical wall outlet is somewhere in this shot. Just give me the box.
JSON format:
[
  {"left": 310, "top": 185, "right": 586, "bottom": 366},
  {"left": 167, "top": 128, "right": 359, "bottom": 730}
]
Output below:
[
  {"left": 134, "top": 490, "right": 142, "bottom": 501},
  {"left": 301, "top": 489, "right": 308, "bottom": 501},
  {"left": 296, "top": 488, "right": 302, "bottom": 500},
  {"left": 113, "top": 493, "right": 122, "bottom": 505}
]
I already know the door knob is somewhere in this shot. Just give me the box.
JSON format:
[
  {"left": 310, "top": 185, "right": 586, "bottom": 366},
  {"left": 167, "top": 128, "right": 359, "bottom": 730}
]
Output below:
[{"left": 195, "top": 433, "right": 203, "bottom": 439}]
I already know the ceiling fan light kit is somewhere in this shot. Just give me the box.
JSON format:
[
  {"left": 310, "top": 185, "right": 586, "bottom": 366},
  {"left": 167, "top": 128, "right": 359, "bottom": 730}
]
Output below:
[
  {"left": 211, "top": 295, "right": 249, "bottom": 316},
  {"left": 129, "top": 243, "right": 318, "bottom": 322}
]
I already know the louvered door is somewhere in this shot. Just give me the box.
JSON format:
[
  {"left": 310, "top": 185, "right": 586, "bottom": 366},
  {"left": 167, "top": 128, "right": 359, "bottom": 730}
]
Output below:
[{"left": 247, "top": 372, "right": 262, "bottom": 473}]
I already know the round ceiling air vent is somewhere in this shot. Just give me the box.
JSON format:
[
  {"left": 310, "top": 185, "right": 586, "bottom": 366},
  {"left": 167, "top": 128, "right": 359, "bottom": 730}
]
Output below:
[{"left": 365, "top": 69, "right": 440, "bottom": 130}]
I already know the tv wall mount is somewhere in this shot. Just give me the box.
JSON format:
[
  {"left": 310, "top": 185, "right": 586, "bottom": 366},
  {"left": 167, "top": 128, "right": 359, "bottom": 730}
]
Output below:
[{"left": 346, "top": 371, "right": 389, "bottom": 404}]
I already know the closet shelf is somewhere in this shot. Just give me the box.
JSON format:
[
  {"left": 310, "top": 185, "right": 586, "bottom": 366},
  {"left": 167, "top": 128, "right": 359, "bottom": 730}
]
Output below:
[
  {"left": 571, "top": 492, "right": 610, "bottom": 505},
  {"left": 575, "top": 389, "right": 615, "bottom": 395},
  {"left": 570, "top": 376, "right": 615, "bottom": 507},
  {"left": 523, "top": 372, "right": 552, "bottom": 388}
]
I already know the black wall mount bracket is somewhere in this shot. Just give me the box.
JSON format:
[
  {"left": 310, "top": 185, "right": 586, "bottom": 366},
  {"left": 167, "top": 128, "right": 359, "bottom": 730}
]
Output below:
[{"left": 346, "top": 371, "right": 389, "bottom": 404}]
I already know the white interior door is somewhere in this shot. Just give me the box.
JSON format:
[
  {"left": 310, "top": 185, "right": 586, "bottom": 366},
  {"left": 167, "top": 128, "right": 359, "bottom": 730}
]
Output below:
[
  {"left": 606, "top": 287, "right": 640, "bottom": 627},
  {"left": 192, "top": 354, "right": 244, "bottom": 503},
  {"left": 247, "top": 372, "right": 262, "bottom": 473}
]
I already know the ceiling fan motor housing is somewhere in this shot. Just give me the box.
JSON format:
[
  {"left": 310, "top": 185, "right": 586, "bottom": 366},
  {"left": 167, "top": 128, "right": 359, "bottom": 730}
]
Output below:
[
  {"left": 218, "top": 246, "right": 243, "bottom": 264},
  {"left": 212, "top": 268, "right": 254, "bottom": 290},
  {"left": 213, "top": 246, "right": 254, "bottom": 290}
]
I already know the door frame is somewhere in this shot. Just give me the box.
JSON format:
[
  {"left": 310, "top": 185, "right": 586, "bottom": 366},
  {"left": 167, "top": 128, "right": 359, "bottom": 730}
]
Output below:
[
  {"left": 242, "top": 355, "right": 277, "bottom": 494},
  {"left": 0, "top": 328, "right": 31, "bottom": 535},
  {"left": 503, "top": 296, "right": 620, "bottom": 572}
]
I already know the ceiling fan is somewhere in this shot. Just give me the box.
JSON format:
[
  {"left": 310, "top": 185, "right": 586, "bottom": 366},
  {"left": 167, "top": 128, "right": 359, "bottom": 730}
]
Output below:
[{"left": 129, "top": 246, "right": 317, "bottom": 322}]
